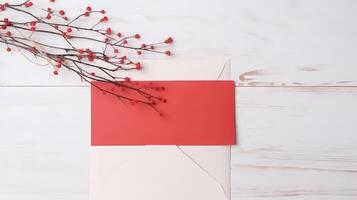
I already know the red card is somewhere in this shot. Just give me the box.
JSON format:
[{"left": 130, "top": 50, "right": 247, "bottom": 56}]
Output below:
[{"left": 91, "top": 81, "right": 236, "bottom": 145}]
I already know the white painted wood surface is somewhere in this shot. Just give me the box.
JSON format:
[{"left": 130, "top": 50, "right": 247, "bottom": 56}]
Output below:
[{"left": 1, "top": 0, "right": 357, "bottom": 199}]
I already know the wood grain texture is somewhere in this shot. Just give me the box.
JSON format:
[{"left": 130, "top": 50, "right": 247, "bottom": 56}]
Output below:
[
  {"left": 1, "top": 0, "right": 357, "bottom": 86},
  {"left": 0, "top": 87, "right": 356, "bottom": 199},
  {"left": 1, "top": 0, "right": 357, "bottom": 199}
]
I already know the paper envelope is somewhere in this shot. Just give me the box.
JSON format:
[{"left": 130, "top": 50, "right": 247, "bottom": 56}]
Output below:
[{"left": 90, "top": 58, "right": 236, "bottom": 200}]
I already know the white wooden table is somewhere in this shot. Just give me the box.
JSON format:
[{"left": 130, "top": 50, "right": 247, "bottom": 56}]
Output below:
[{"left": 1, "top": 0, "right": 356, "bottom": 199}]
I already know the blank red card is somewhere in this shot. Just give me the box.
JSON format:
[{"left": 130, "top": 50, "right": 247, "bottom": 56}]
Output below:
[{"left": 91, "top": 81, "right": 236, "bottom": 145}]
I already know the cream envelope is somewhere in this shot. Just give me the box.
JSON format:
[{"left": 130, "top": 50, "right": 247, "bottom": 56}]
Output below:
[{"left": 90, "top": 58, "right": 233, "bottom": 200}]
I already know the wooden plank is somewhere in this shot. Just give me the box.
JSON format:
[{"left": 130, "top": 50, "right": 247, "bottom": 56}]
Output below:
[
  {"left": 0, "top": 87, "right": 356, "bottom": 199},
  {"left": 0, "top": 87, "right": 90, "bottom": 200},
  {"left": 1, "top": 0, "right": 357, "bottom": 86},
  {"left": 232, "top": 87, "right": 357, "bottom": 199}
]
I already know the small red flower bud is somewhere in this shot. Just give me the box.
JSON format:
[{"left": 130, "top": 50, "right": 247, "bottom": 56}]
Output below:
[
  {"left": 30, "top": 21, "right": 37, "bottom": 26},
  {"left": 135, "top": 62, "right": 142, "bottom": 70},
  {"left": 165, "top": 51, "right": 172, "bottom": 56},
  {"left": 100, "top": 10, "right": 106, "bottom": 14},
  {"left": 88, "top": 54, "right": 94, "bottom": 61},
  {"left": 104, "top": 37, "right": 109, "bottom": 43},
  {"left": 47, "top": 7, "right": 52, "bottom": 12},
  {"left": 5, "top": 31, "right": 11, "bottom": 36},
  {"left": 50, "top": 0, "right": 55, "bottom": 2},
  {"left": 67, "top": 27, "right": 72, "bottom": 32},
  {"left": 141, "top": 43, "right": 147, "bottom": 48},
  {"left": 123, "top": 39, "right": 128, "bottom": 44},
  {"left": 134, "top": 33, "right": 140, "bottom": 39},
  {"left": 6, "top": 47, "right": 11, "bottom": 52},
  {"left": 150, "top": 46, "right": 155, "bottom": 50},
  {"left": 117, "top": 32, "right": 122, "bottom": 37},
  {"left": 106, "top": 27, "right": 112, "bottom": 35},
  {"left": 3, "top": 18, "right": 9, "bottom": 23},
  {"left": 46, "top": 14, "right": 52, "bottom": 20},
  {"left": 63, "top": 16, "right": 69, "bottom": 21},
  {"left": 164, "top": 37, "right": 173, "bottom": 44},
  {"left": 53, "top": 70, "right": 59, "bottom": 75},
  {"left": 56, "top": 63, "right": 62, "bottom": 68},
  {"left": 30, "top": 27, "right": 36, "bottom": 32},
  {"left": 1, "top": 25, "right": 7, "bottom": 30},
  {"left": 86, "top": 6, "right": 92, "bottom": 11},
  {"left": 113, "top": 49, "right": 119, "bottom": 53},
  {"left": 100, "top": 16, "right": 108, "bottom": 22},
  {"left": 30, "top": 46, "right": 37, "bottom": 52},
  {"left": 25, "top": 1, "right": 33, "bottom": 7},
  {"left": 124, "top": 77, "right": 130, "bottom": 82},
  {"left": 137, "top": 51, "right": 142, "bottom": 55},
  {"left": 84, "top": 11, "right": 90, "bottom": 16},
  {"left": 90, "top": 72, "right": 96, "bottom": 76},
  {"left": 59, "top": 10, "right": 65, "bottom": 15}
]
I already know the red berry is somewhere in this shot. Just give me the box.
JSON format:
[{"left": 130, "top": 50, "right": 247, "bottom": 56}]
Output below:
[
  {"left": 137, "top": 51, "right": 142, "bottom": 55},
  {"left": 6, "top": 47, "right": 11, "bottom": 52},
  {"left": 46, "top": 14, "right": 52, "bottom": 20},
  {"left": 141, "top": 43, "right": 147, "bottom": 48},
  {"left": 67, "top": 27, "right": 72, "bottom": 32},
  {"left": 100, "top": 16, "right": 108, "bottom": 22},
  {"left": 5, "top": 31, "right": 11, "bottom": 36},
  {"left": 165, "top": 51, "right": 172, "bottom": 56},
  {"left": 123, "top": 39, "right": 128, "bottom": 44},
  {"left": 59, "top": 10, "right": 65, "bottom": 15},
  {"left": 135, "top": 62, "right": 142, "bottom": 70},
  {"left": 56, "top": 63, "right": 62, "bottom": 68},
  {"left": 164, "top": 37, "right": 173, "bottom": 44},
  {"left": 30, "top": 21, "right": 37, "bottom": 26},
  {"left": 106, "top": 28, "right": 112, "bottom": 35},
  {"left": 31, "top": 47, "right": 37, "bottom": 53},
  {"left": 113, "top": 49, "right": 119, "bottom": 53},
  {"left": 47, "top": 7, "right": 52, "bottom": 12},
  {"left": 86, "top": 6, "right": 92, "bottom": 11},
  {"left": 134, "top": 34, "right": 140, "bottom": 39},
  {"left": 90, "top": 72, "right": 96, "bottom": 76},
  {"left": 117, "top": 32, "right": 122, "bottom": 37},
  {"left": 84, "top": 11, "right": 90, "bottom": 16},
  {"left": 100, "top": 10, "right": 106, "bottom": 14},
  {"left": 88, "top": 54, "right": 94, "bottom": 61},
  {"left": 25, "top": 1, "right": 33, "bottom": 7},
  {"left": 63, "top": 16, "right": 69, "bottom": 21},
  {"left": 53, "top": 70, "right": 59, "bottom": 75},
  {"left": 30, "top": 27, "right": 36, "bottom": 31},
  {"left": 49, "top": 0, "right": 55, "bottom": 2}
]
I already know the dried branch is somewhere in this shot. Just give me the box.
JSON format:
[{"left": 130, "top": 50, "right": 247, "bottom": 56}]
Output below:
[{"left": 0, "top": 0, "right": 174, "bottom": 114}]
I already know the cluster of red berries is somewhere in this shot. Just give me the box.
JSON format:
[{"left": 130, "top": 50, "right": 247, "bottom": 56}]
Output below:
[
  {"left": 1, "top": 0, "right": 174, "bottom": 88},
  {"left": 24, "top": 1, "right": 33, "bottom": 7}
]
